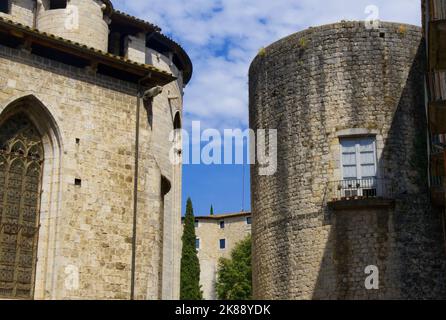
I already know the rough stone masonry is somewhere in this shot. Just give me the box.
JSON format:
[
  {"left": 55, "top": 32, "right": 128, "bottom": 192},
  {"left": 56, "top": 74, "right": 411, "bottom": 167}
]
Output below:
[
  {"left": 0, "top": 0, "right": 191, "bottom": 300},
  {"left": 249, "top": 21, "right": 446, "bottom": 300}
]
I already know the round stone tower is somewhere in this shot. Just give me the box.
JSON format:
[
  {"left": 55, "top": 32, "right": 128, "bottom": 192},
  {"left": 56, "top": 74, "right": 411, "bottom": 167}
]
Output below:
[
  {"left": 36, "top": 0, "right": 112, "bottom": 51},
  {"left": 249, "top": 21, "right": 446, "bottom": 300}
]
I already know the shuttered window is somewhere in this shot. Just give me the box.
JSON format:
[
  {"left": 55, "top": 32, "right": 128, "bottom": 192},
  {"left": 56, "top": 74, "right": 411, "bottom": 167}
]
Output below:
[{"left": 341, "top": 137, "right": 377, "bottom": 180}]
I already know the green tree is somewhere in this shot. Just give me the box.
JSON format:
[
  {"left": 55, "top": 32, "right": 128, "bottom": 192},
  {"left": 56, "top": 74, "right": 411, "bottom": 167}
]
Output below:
[
  {"left": 210, "top": 205, "right": 214, "bottom": 215},
  {"left": 180, "top": 197, "right": 203, "bottom": 300},
  {"left": 216, "top": 235, "right": 252, "bottom": 300}
]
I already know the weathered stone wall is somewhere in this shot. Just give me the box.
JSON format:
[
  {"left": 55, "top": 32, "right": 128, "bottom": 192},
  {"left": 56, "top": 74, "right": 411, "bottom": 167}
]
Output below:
[
  {"left": 0, "top": 0, "right": 35, "bottom": 27},
  {"left": 151, "top": 60, "right": 184, "bottom": 301},
  {"left": 37, "top": 0, "right": 109, "bottom": 52},
  {"left": 126, "top": 34, "right": 147, "bottom": 64},
  {"left": 0, "top": 38, "right": 182, "bottom": 299},
  {"left": 249, "top": 21, "right": 446, "bottom": 299},
  {"left": 193, "top": 213, "right": 252, "bottom": 300}
]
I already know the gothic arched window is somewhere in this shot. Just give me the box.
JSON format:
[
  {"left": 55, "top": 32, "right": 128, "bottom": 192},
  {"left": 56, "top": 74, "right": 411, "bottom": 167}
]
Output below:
[{"left": 0, "top": 113, "right": 43, "bottom": 299}]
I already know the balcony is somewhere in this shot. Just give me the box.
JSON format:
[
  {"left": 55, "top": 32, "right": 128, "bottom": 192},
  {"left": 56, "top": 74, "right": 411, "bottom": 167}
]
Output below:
[
  {"left": 327, "top": 178, "right": 395, "bottom": 210},
  {"left": 430, "top": 147, "right": 446, "bottom": 206},
  {"left": 428, "top": 71, "right": 446, "bottom": 102},
  {"left": 428, "top": 21, "right": 446, "bottom": 70},
  {"left": 427, "top": 71, "right": 446, "bottom": 133},
  {"left": 428, "top": 0, "right": 446, "bottom": 21},
  {"left": 426, "top": 1, "right": 446, "bottom": 69},
  {"left": 431, "top": 176, "right": 446, "bottom": 206}
]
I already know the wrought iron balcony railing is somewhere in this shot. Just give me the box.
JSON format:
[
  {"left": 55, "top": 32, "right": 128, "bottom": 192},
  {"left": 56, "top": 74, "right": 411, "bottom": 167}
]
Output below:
[{"left": 327, "top": 178, "right": 394, "bottom": 202}]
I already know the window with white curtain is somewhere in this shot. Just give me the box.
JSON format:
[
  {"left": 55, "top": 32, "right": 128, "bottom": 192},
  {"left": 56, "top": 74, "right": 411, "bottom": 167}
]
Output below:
[
  {"left": 340, "top": 137, "right": 378, "bottom": 197},
  {"left": 341, "top": 137, "right": 377, "bottom": 180}
]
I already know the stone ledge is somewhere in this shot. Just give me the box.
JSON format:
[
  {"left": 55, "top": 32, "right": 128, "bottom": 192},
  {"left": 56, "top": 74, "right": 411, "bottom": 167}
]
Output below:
[{"left": 327, "top": 198, "right": 395, "bottom": 210}]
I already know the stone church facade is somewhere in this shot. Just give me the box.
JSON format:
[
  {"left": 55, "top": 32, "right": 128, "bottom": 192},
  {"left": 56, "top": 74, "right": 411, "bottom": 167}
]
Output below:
[
  {"left": 249, "top": 19, "right": 446, "bottom": 299},
  {"left": 0, "top": 0, "right": 192, "bottom": 300}
]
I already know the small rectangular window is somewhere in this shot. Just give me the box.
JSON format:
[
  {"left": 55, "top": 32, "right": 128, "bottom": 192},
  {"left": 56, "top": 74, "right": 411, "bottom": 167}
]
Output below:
[
  {"left": 194, "top": 219, "right": 199, "bottom": 228},
  {"left": 219, "top": 239, "right": 226, "bottom": 250},
  {"left": 195, "top": 238, "right": 200, "bottom": 250},
  {"left": 50, "top": 0, "right": 67, "bottom": 10},
  {"left": 246, "top": 217, "right": 252, "bottom": 225},
  {"left": 0, "top": 1, "right": 10, "bottom": 14},
  {"left": 219, "top": 220, "right": 225, "bottom": 229}
]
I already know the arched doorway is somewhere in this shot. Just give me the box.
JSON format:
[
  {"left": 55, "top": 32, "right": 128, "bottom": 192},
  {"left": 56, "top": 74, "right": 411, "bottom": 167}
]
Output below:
[{"left": 0, "top": 113, "right": 44, "bottom": 299}]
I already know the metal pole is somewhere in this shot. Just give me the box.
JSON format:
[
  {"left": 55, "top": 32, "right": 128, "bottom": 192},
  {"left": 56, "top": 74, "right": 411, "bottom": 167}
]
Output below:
[{"left": 130, "top": 88, "right": 141, "bottom": 300}]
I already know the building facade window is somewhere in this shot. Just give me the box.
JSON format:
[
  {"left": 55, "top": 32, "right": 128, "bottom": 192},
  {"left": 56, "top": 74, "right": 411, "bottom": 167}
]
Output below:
[
  {"left": 219, "top": 220, "right": 225, "bottom": 229},
  {"left": 194, "top": 219, "right": 199, "bottom": 228},
  {"left": 195, "top": 238, "right": 200, "bottom": 250},
  {"left": 0, "top": 1, "right": 10, "bottom": 14},
  {"left": 246, "top": 217, "right": 252, "bottom": 225},
  {"left": 49, "top": 0, "right": 67, "bottom": 10},
  {"left": 340, "top": 136, "right": 378, "bottom": 197},
  {"left": 219, "top": 239, "right": 226, "bottom": 250},
  {"left": 341, "top": 137, "right": 377, "bottom": 180},
  {"left": 0, "top": 113, "right": 44, "bottom": 299}
]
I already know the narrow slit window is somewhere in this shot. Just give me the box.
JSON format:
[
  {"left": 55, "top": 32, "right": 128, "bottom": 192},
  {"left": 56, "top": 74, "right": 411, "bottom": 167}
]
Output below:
[{"left": 219, "top": 239, "right": 226, "bottom": 250}]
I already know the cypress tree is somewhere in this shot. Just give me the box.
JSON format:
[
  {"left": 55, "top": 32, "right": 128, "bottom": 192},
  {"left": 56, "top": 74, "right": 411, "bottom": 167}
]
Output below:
[
  {"left": 210, "top": 205, "right": 214, "bottom": 215},
  {"left": 180, "top": 197, "right": 203, "bottom": 300}
]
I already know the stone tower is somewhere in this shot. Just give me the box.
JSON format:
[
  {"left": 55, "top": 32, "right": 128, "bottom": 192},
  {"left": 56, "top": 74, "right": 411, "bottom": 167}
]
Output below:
[
  {"left": 36, "top": 0, "right": 112, "bottom": 51},
  {"left": 0, "top": 0, "right": 191, "bottom": 299},
  {"left": 249, "top": 21, "right": 446, "bottom": 299}
]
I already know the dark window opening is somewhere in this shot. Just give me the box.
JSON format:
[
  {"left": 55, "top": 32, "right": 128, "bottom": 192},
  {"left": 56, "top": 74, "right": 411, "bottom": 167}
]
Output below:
[
  {"left": 108, "top": 32, "right": 127, "bottom": 57},
  {"left": 32, "top": 44, "right": 89, "bottom": 69},
  {"left": 50, "top": 0, "right": 67, "bottom": 10},
  {"left": 0, "top": 33, "right": 23, "bottom": 49},
  {"left": 219, "top": 239, "right": 226, "bottom": 250},
  {"left": 246, "top": 217, "right": 252, "bottom": 225},
  {"left": 0, "top": 1, "right": 10, "bottom": 14},
  {"left": 219, "top": 220, "right": 225, "bottom": 229},
  {"left": 108, "top": 21, "right": 142, "bottom": 57},
  {"left": 173, "top": 112, "right": 182, "bottom": 130},
  {"left": 75, "top": 178, "right": 82, "bottom": 186}
]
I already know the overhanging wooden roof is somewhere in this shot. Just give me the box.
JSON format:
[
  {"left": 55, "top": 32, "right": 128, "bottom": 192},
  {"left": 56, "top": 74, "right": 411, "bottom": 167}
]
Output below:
[
  {"left": 0, "top": 16, "right": 176, "bottom": 87},
  {"left": 112, "top": 10, "right": 161, "bottom": 33},
  {"left": 109, "top": 9, "right": 193, "bottom": 84}
]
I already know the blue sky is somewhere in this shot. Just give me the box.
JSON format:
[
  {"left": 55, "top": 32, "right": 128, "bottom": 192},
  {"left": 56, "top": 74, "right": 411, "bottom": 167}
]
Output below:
[{"left": 112, "top": 0, "right": 421, "bottom": 216}]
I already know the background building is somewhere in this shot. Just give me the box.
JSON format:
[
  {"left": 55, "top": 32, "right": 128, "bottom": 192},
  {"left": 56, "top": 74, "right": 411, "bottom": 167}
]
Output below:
[
  {"left": 424, "top": 1, "right": 446, "bottom": 239},
  {"left": 184, "top": 211, "right": 251, "bottom": 300},
  {"left": 249, "top": 19, "right": 446, "bottom": 299},
  {"left": 0, "top": 0, "right": 192, "bottom": 300}
]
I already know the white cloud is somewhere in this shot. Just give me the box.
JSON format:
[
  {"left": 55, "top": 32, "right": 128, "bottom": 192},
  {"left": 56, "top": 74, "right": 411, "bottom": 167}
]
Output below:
[{"left": 113, "top": 0, "right": 422, "bottom": 131}]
